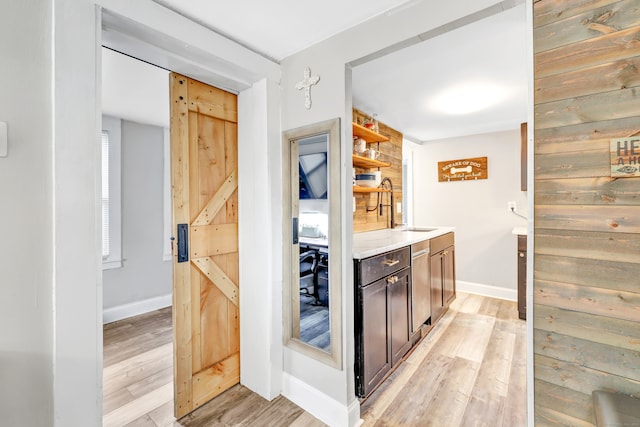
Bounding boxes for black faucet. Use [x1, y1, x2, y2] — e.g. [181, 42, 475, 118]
[379, 177, 395, 229]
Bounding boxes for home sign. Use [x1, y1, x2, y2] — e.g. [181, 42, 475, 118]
[438, 157, 488, 182]
[610, 137, 640, 178]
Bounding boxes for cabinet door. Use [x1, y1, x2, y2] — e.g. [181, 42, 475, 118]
[360, 279, 390, 396]
[430, 253, 444, 322]
[443, 246, 456, 306]
[389, 268, 411, 366]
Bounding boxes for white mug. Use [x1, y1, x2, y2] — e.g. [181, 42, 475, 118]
[353, 137, 367, 154]
[367, 149, 380, 160]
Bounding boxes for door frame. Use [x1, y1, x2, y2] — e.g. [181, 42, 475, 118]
[89, 0, 283, 418]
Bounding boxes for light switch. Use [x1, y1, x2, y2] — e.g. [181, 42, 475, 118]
[0, 122, 7, 157]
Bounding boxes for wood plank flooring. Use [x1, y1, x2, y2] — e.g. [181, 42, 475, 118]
[360, 292, 527, 427]
[103, 292, 526, 426]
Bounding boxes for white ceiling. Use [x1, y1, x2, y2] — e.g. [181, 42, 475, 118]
[353, 4, 528, 142]
[153, 0, 414, 61]
[102, 2, 528, 142]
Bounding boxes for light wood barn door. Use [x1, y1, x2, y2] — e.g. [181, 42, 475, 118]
[170, 73, 239, 419]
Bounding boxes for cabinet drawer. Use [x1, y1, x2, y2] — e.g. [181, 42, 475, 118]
[359, 247, 410, 285]
[430, 232, 454, 254]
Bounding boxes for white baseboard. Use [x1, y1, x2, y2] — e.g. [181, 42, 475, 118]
[282, 372, 358, 427]
[103, 293, 172, 324]
[457, 280, 517, 301]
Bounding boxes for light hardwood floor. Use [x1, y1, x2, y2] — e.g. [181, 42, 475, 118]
[103, 292, 526, 426]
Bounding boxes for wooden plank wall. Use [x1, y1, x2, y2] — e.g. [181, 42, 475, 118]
[533, 1, 640, 425]
[353, 108, 404, 233]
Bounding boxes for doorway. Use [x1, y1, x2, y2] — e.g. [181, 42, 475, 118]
[100, 49, 241, 423]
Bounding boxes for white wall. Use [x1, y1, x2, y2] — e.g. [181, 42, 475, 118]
[411, 129, 527, 296]
[238, 78, 283, 400]
[102, 118, 172, 320]
[0, 2, 54, 425]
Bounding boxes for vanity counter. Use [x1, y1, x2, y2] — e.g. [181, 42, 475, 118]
[353, 226, 455, 259]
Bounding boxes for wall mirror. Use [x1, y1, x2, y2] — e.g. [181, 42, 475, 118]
[283, 118, 342, 368]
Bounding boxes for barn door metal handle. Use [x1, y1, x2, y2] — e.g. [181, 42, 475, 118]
[292, 217, 299, 245]
[177, 224, 189, 263]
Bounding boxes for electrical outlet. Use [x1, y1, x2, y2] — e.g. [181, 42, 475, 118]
[507, 201, 516, 212]
[353, 196, 356, 213]
[396, 202, 402, 213]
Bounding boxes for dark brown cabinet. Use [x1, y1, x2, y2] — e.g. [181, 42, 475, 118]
[389, 268, 412, 366]
[430, 233, 456, 323]
[355, 247, 411, 397]
[518, 235, 527, 320]
[359, 278, 390, 395]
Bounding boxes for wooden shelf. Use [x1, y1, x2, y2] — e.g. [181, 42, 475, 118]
[353, 123, 390, 143]
[353, 186, 391, 193]
[352, 154, 391, 169]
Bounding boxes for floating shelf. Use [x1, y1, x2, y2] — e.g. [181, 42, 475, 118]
[353, 186, 391, 193]
[352, 154, 391, 169]
[352, 123, 390, 143]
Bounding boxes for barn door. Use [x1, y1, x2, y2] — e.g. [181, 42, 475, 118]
[170, 73, 239, 418]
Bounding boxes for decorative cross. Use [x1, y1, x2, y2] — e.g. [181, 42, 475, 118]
[295, 67, 320, 110]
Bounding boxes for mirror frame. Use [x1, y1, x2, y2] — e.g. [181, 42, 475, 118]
[282, 118, 342, 369]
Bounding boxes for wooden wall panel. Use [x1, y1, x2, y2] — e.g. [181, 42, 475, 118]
[535, 27, 640, 78]
[352, 108, 403, 233]
[535, 58, 640, 104]
[535, 354, 640, 399]
[535, 177, 640, 205]
[535, 204, 640, 232]
[534, 0, 640, 421]
[534, 0, 640, 53]
[533, 0, 622, 29]
[535, 379, 595, 426]
[535, 254, 640, 289]
[534, 304, 640, 352]
[535, 228, 640, 263]
[535, 116, 640, 153]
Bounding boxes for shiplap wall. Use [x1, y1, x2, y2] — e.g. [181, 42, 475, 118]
[353, 108, 404, 232]
[533, 0, 640, 425]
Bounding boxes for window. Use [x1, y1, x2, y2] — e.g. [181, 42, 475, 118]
[102, 116, 122, 270]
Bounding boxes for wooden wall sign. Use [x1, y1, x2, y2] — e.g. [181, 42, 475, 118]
[610, 137, 640, 178]
[438, 156, 488, 182]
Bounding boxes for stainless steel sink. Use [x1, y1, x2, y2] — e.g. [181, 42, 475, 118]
[394, 226, 437, 232]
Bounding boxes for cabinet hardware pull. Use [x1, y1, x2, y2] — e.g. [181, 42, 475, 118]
[177, 224, 189, 263]
[387, 275, 398, 284]
[382, 259, 400, 267]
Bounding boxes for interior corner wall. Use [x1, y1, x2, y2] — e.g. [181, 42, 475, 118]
[412, 129, 527, 295]
[102, 119, 172, 317]
[0, 1, 54, 425]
